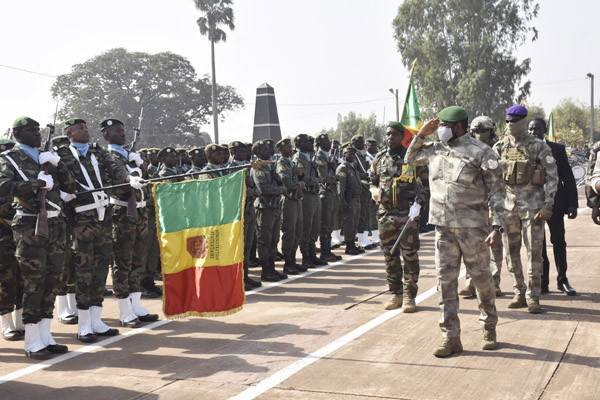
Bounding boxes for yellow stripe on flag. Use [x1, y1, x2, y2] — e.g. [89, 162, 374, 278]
[159, 220, 243, 274]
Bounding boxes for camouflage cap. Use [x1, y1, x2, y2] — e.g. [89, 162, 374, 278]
[188, 147, 204, 156]
[12, 116, 39, 130]
[100, 118, 123, 132]
[64, 118, 86, 129]
[228, 141, 246, 149]
[205, 143, 226, 153]
[387, 121, 405, 133]
[276, 138, 291, 149]
[158, 146, 176, 158]
[470, 116, 495, 131]
[438, 106, 467, 122]
[350, 134, 363, 143]
[0, 138, 16, 152]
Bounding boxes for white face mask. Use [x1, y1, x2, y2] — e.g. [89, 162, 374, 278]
[438, 126, 454, 143]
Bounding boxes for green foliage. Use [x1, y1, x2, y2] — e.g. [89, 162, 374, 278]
[393, 0, 539, 123]
[194, 0, 235, 43]
[526, 103, 546, 121]
[319, 112, 385, 144]
[51, 48, 243, 148]
[556, 123, 585, 148]
[550, 98, 600, 145]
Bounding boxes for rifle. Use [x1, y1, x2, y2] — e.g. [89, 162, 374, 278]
[74, 161, 272, 197]
[126, 107, 143, 218]
[34, 123, 56, 237]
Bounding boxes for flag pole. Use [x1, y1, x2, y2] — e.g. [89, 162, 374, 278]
[400, 59, 418, 121]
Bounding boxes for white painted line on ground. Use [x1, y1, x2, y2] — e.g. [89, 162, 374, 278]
[1, 232, 436, 385]
[230, 268, 466, 400]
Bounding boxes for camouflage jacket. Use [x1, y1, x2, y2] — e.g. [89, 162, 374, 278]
[493, 133, 558, 219]
[106, 147, 149, 212]
[0, 198, 15, 228]
[315, 149, 337, 196]
[405, 134, 505, 228]
[0, 143, 76, 219]
[251, 159, 286, 208]
[585, 140, 600, 207]
[293, 152, 319, 195]
[370, 147, 429, 212]
[277, 156, 303, 200]
[336, 161, 361, 206]
[57, 143, 128, 218]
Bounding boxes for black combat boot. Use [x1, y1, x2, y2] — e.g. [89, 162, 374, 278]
[301, 249, 316, 269]
[320, 237, 342, 261]
[310, 244, 328, 266]
[271, 256, 288, 280]
[260, 258, 281, 282]
[345, 241, 361, 255]
[283, 253, 300, 275]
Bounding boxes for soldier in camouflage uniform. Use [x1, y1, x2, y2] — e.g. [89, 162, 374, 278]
[405, 106, 505, 357]
[200, 144, 226, 179]
[315, 133, 342, 262]
[492, 105, 558, 314]
[102, 118, 158, 328]
[351, 135, 375, 249]
[0, 117, 76, 359]
[57, 118, 125, 342]
[228, 141, 262, 290]
[294, 134, 327, 268]
[459, 116, 504, 297]
[370, 122, 429, 312]
[337, 144, 363, 255]
[0, 139, 24, 341]
[251, 140, 287, 282]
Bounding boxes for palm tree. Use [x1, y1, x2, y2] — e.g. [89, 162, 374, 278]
[194, 0, 235, 144]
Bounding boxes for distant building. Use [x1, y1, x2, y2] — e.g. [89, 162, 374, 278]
[252, 83, 282, 143]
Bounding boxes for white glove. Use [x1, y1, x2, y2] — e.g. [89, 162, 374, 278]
[128, 152, 144, 167]
[39, 152, 60, 167]
[129, 175, 145, 190]
[408, 202, 421, 221]
[37, 171, 54, 190]
[60, 191, 77, 203]
[126, 165, 142, 176]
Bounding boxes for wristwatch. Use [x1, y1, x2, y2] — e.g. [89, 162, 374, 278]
[492, 225, 504, 234]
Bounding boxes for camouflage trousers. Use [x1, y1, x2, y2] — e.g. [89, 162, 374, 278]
[243, 203, 256, 270]
[464, 242, 503, 290]
[300, 192, 321, 252]
[55, 224, 76, 296]
[435, 226, 497, 339]
[72, 214, 113, 309]
[12, 216, 67, 324]
[342, 198, 360, 242]
[256, 206, 281, 261]
[110, 206, 148, 299]
[503, 215, 544, 302]
[378, 210, 420, 297]
[0, 224, 22, 315]
[142, 206, 161, 279]
[280, 197, 302, 255]
[319, 191, 335, 243]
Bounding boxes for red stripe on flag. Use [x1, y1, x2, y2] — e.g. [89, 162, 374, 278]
[163, 263, 244, 316]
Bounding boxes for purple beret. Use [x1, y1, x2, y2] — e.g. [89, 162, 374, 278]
[506, 105, 528, 116]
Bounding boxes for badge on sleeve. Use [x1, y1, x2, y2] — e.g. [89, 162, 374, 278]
[487, 159, 499, 169]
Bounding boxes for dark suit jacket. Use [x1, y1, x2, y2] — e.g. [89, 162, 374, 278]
[547, 140, 578, 214]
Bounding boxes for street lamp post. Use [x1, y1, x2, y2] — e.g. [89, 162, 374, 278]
[389, 88, 399, 121]
[588, 73, 595, 145]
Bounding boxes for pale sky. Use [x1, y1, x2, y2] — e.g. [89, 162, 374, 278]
[1, 0, 598, 144]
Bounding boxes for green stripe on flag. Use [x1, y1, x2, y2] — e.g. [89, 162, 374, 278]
[155, 169, 245, 233]
[401, 81, 421, 129]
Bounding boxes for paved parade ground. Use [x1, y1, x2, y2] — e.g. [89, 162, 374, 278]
[0, 192, 598, 400]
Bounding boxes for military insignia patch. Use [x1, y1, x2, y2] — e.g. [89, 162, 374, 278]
[545, 155, 555, 164]
[277, 166, 284, 172]
[257, 171, 265, 176]
[339, 171, 346, 177]
[487, 159, 499, 169]
[317, 160, 324, 165]
[297, 162, 304, 168]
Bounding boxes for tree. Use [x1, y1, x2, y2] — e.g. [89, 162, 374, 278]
[526, 103, 546, 121]
[319, 112, 385, 144]
[393, 0, 539, 124]
[51, 48, 243, 148]
[194, 0, 235, 144]
[556, 123, 585, 148]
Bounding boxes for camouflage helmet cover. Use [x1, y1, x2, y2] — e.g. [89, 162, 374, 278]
[470, 116, 495, 132]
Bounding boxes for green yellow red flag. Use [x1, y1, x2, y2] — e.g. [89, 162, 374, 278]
[400, 59, 422, 147]
[547, 112, 557, 143]
[153, 170, 246, 318]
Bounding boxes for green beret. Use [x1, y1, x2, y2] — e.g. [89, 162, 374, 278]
[0, 139, 16, 152]
[386, 121, 405, 133]
[205, 143, 226, 153]
[64, 118, 86, 129]
[12, 117, 39, 130]
[276, 138, 291, 149]
[350, 134, 363, 143]
[100, 118, 123, 132]
[366, 137, 378, 143]
[188, 147, 204, 156]
[229, 141, 246, 149]
[438, 106, 467, 122]
[158, 146, 176, 158]
[50, 135, 70, 147]
[294, 134, 309, 144]
[251, 140, 269, 154]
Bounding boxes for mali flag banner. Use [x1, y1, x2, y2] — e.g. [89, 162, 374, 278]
[547, 112, 557, 143]
[400, 59, 422, 147]
[154, 170, 246, 319]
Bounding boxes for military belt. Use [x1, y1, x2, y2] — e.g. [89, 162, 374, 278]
[16, 209, 60, 218]
[74, 199, 109, 213]
[110, 198, 147, 208]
